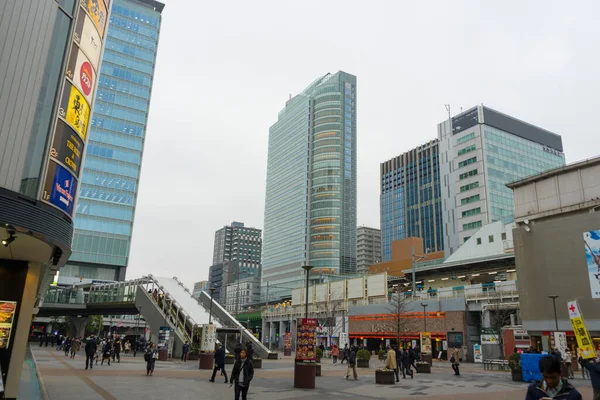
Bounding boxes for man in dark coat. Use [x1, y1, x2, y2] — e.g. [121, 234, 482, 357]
[234, 342, 243, 361]
[525, 356, 582, 400]
[209, 343, 228, 383]
[246, 341, 254, 361]
[401, 349, 414, 379]
[341, 344, 349, 364]
[84, 335, 97, 370]
[585, 359, 600, 400]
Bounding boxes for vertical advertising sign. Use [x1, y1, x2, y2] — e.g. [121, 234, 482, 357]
[473, 344, 482, 363]
[567, 301, 596, 359]
[0, 302, 17, 350]
[39, 0, 109, 218]
[296, 318, 317, 362]
[583, 230, 600, 298]
[553, 332, 567, 357]
[420, 332, 432, 355]
[200, 324, 216, 353]
[339, 332, 349, 348]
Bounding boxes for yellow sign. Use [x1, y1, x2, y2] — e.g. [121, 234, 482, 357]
[567, 300, 596, 360]
[65, 85, 90, 141]
[87, 0, 108, 37]
[420, 332, 432, 355]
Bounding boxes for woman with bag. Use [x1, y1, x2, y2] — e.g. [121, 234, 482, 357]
[145, 343, 158, 376]
[230, 349, 254, 400]
[450, 351, 460, 376]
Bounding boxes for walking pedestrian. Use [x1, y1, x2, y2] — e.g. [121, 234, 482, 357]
[84, 335, 97, 370]
[181, 341, 189, 362]
[450, 351, 460, 376]
[585, 359, 600, 400]
[525, 355, 582, 399]
[144, 343, 158, 376]
[401, 348, 414, 379]
[246, 341, 254, 361]
[409, 346, 418, 373]
[385, 346, 398, 382]
[113, 337, 121, 363]
[341, 344, 349, 364]
[210, 343, 228, 383]
[231, 349, 254, 400]
[345, 346, 358, 380]
[564, 349, 574, 379]
[579, 356, 590, 380]
[331, 344, 339, 365]
[101, 340, 112, 366]
[234, 342, 243, 361]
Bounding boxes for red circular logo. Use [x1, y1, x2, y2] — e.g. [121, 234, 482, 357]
[79, 61, 93, 96]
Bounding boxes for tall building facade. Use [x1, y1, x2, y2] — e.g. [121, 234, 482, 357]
[0, 0, 109, 396]
[438, 105, 565, 256]
[61, 0, 164, 282]
[380, 140, 443, 262]
[192, 280, 208, 298]
[356, 226, 381, 275]
[262, 71, 357, 298]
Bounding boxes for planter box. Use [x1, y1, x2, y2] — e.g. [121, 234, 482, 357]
[252, 358, 262, 369]
[511, 370, 523, 382]
[378, 354, 387, 361]
[416, 363, 431, 373]
[316, 363, 321, 376]
[187, 353, 199, 361]
[375, 370, 395, 384]
[357, 359, 370, 368]
[225, 357, 235, 365]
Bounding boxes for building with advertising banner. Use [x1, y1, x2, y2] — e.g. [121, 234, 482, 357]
[61, 0, 165, 283]
[508, 156, 600, 354]
[0, 0, 110, 397]
[262, 71, 357, 299]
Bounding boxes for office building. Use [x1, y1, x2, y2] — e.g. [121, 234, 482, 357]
[62, 0, 165, 282]
[356, 226, 381, 274]
[438, 105, 565, 256]
[208, 222, 262, 304]
[0, 0, 109, 396]
[262, 71, 357, 298]
[192, 280, 208, 298]
[224, 276, 261, 314]
[380, 140, 443, 261]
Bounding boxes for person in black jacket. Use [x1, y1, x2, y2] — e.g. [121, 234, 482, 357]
[341, 344, 349, 364]
[246, 341, 254, 361]
[345, 346, 358, 380]
[231, 349, 254, 400]
[525, 356, 582, 400]
[585, 359, 600, 400]
[401, 349, 414, 379]
[210, 343, 228, 383]
[234, 342, 243, 361]
[84, 335, 97, 370]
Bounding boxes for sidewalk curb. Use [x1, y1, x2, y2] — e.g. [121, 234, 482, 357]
[29, 346, 50, 400]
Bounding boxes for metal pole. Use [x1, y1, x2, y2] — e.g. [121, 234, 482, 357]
[302, 266, 314, 319]
[421, 303, 428, 332]
[209, 288, 215, 324]
[549, 295, 559, 331]
[411, 246, 416, 295]
[134, 305, 142, 357]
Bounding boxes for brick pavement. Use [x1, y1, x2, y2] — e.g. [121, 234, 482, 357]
[31, 348, 595, 400]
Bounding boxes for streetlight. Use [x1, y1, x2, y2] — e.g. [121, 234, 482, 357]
[421, 303, 429, 332]
[208, 287, 216, 324]
[134, 305, 143, 356]
[548, 295, 559, 331]
[302, 265, 314, 318]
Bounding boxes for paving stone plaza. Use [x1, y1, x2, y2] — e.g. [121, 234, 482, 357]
[29, 347, 595, 400]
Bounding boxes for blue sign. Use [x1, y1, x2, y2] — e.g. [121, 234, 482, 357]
[42, 160, 78, 216]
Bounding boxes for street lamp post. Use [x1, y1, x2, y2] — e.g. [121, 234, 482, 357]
[421, 303, 429, 332]
[209, 287, 216, 324]
[548, 295, 559, 331]
[302, 265, 314, 319]
[134, 305, 142, 357]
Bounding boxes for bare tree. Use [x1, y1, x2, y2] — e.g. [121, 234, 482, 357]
[387, 291, 409, 345]
[487, 303, 516, 359]
[316, 300, 344, 345]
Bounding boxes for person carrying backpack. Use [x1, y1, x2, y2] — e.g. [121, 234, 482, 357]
[144, 342, 158, 376]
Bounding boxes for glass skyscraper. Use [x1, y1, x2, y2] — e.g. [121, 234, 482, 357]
[380, 140, 443, 261]
[262, 71, 357, 298]
[61, 0, 164, 282]
[438, 105, 565, 255]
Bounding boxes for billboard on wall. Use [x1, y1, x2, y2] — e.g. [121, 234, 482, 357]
[50, 119, 84, 177]
[583, 230, 600, 298]
[315, 283, 328, 303]
[367, 274, 387, 297]
[73, 10, 102, 69]
[66, 46, 96, 104]
[86, 0, 108, 37]
[330, 281, 345, 301]
[347, 277, 364, 299]
[41, 161, 78, 216]
[58, 82, 90, 141]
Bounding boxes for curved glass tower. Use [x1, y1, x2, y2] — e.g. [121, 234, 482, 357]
[262, 71, 357, 298]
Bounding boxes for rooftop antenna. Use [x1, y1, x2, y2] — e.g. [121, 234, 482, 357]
[289, 93, 292, 100]
[444, 104, 451, 120]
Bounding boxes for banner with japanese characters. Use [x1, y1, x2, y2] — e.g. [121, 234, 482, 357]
[567, 300, 596, 360]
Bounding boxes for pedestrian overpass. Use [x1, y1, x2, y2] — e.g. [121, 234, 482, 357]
[38, 275, 277, 359]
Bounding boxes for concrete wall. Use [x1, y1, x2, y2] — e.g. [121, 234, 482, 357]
[513, 210, 600, 334]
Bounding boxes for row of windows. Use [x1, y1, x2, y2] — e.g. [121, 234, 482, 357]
[457, 144, 476, 157]
[460, 181, 479, 192]
[80, 172, 136, 193]
[82, 155, 139, 179]
[95, 100, 147, 125]
[462, 207, 481, 218]
[102, 50, 154, 76]
[103, 39, 155, 63]
[461, 194, 480, 205]
[87, 142, 141, 165]
[458, 157, 477, 168]
[459, 169, 478, 180]
[98, 75, 151, 100]
[463, 220, 483, 231]
[456, 132, 476, 145]
[88, 129, 143, 152]
[96, 88, 149, 113]
[111, 3, 160, 28]
[109, 15, 158, 40]
[91, 116, 144, 137]
[109, 26, 158, 51]
[79, 184, 135, 205]
[106, 65, 152, 87]
[74, 214, 132, 236]
[72, 232, 129, 258]
[77, 199, 134, 221]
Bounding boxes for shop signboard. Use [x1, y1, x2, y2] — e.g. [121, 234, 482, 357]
[420, 332, 432, 355]
[50, 119, 84, 177]
[0, 301, 17, 350]
[296, 318, 317, 362]
[73, 9, 102, 69]
[567, 300, 596, 359]
[41, 161, 78, 216]
[553, 332, 567, 357]
[339, 332, 348, 348]
[200, 324, 216, 352]
[473, 344, 482, 363]
[65, 46, 96, 104]
[58, 81, 91, 141]
[158, 326, 171, 348]
[284, 332, 292, 350]
[86, 0, 108, 37]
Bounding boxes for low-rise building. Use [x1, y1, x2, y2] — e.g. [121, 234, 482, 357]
[357, 226, 382, 275]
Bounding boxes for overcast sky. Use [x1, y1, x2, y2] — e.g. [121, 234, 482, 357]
[126, 0, 600, 286]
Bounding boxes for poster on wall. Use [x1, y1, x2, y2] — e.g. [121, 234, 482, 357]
[295, 318, 317, 362]
[583, 230, 600, 298]
[420, 332, 432, 355]
[73, 9, 102, 69]
[0, 301, 17, 350]
[41, 161, 78, 217]
[65, 46, 96, 104]
[473, 344, 482, 363]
